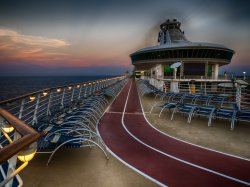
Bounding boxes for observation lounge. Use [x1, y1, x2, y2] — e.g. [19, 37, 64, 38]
[130, 19, 234, 80]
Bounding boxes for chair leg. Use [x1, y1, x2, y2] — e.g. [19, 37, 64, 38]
[171, 108, 178, 120]
[159, 106, 167, 117]
[187, 108, 196, 124]
[230, 111, 237, 130]
[208, 109, 215, 127]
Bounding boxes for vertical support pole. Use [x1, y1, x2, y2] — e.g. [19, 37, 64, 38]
[236, 84, 241, 110]
[6, 131, 21, 187]
[18, 98, 25, 120]
[32, 94, 40, 126]
[89, 83, 92, 95]
[100, 81, 102, 89]
[92, 82, 95, 93]
[71, 86, 75, 102]
[204, 82, 207, 96]
[84, 84, 88, 97]
[46, 91, 53, 116]
[205, 61, 208, 79]
[61, 88, 66, 108]
[170, 80, 179, 93]
[188, 82, 191, 94]
[93, 82, 97, 93]
[78, 85, 83, 99]
[102, 80, 105, 88]
[96, 81, 99, 91]
[98, 81, 101, 90]
[173, 68, 177, 80]
[180, 61, 184, 78]
[212, 64, 219, 80]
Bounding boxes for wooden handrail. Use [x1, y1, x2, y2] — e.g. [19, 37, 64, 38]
[0, 108, 41, 164]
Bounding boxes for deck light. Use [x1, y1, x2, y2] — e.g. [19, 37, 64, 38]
[89, 83, 92, 85]
[42, 92, 48, 96]
[18, 142, 37, 162]
[57, 88, 61, 92]
[29, 96, 36, 101]
[68, 86, 72, 90]
[243, 72, 246, 80]
[1, 122, 14, 133]
[83, 83, 86, 86]
[77, 85, 80, 88]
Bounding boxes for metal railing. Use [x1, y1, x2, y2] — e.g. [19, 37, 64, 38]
[0, 76, 125, 126]
[0, 75, 126, 186]
[148, 77, 250, 109]
[0, 108, 41, 187]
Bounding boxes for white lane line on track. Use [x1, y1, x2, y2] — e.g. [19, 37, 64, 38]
[136, 83, 250, 162]
[106, 111, 144, 115]
[140, 102, 250, 162]
[97, 80, 167, 187]
[122, 81, 250, 186]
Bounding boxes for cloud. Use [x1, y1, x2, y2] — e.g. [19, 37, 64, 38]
[0, 28, 70, 47]
[0, 28, 70, 62]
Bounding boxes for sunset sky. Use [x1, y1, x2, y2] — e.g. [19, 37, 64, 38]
[0, 0, 249, 76]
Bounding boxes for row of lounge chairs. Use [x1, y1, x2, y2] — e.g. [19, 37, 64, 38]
[33, 78, 128, 165]
[138, 80, 250, 130]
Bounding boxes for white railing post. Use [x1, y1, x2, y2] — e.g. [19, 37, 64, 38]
[236, 84, 241, 110]
[105, 80, 108, 87]
[18, 98, 25, 120]
[88, 83, 92, 95]
[71, 86, 75, 102]
[98, 81, 101, 90]
[32, 94, 40, 126]
[92, 82, 96, 93]
[101, 81, 104, 89]
[84, 84, 88, 97]
[5, 131, 21, 187]
[204, 82, 207, 95]
[46, 92, 53, 116]
[61, 88, 66, 108]
[78, 85, 82, 99]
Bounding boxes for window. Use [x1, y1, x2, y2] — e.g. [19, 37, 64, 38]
[184, 63, 205, 75]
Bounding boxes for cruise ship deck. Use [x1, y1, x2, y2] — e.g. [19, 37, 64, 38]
[1, 77, 248, 186]
[99, 79, 250, 187]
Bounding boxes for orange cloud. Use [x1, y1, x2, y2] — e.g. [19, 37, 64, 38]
[0, 28, 70, 47]
[0, 28, 70, 62]
[0, 27, 132, 69]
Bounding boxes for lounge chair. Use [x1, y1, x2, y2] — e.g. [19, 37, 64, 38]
[214, 108, 237, 130]
[37, 130, 109, 165]
[192, 105, 216, 127]
[171, 103, 197, 123]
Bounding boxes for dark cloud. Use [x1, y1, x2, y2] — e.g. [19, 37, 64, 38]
[1, 0, 249, 24]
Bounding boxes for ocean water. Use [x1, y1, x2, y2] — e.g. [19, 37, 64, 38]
[0, 76, 110, 101]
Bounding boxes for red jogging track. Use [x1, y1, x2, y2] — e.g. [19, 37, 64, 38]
[98, 79, 250, 187]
